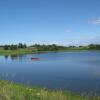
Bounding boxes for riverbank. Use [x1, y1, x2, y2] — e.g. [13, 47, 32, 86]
[0, 47, 100, 56]
[0, 47, 37, 55]
[0, 80, 99, 100]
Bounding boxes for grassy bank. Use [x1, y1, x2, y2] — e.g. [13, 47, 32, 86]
[0, 80, 99, 100]
[0, 47, 37, 55]
[0, 47, 99, 56]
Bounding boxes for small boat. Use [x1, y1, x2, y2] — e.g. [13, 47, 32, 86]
[31, 58, 40, 60]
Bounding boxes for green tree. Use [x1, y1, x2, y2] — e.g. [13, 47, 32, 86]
[10, 44, 18, 50]
[4, 45, 9, 50]
[18, 43, 23, 48]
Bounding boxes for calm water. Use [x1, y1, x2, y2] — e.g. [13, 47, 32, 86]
[0, 51, 100, 94]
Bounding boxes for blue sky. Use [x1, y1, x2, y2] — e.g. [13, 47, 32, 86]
[0, 0, 100, 45]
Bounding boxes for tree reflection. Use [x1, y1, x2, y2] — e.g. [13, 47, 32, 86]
[4, 55, 9, 60]
[10, 55, 25, 61]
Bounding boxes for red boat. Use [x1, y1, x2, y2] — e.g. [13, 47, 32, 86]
[31, 58, 40, 60]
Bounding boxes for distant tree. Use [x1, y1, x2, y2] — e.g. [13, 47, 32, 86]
[18, 43, 23, 48]
[79, 46, 83, 48]
[23, 44, 27, 48]
[33, 44, 41, 51]
[18, 43, 27, 48]
[88, 44, 100, 50]
[95, 44, 100, 49]
[0, 45, 3, 48]
[68, 46, 76, 48]
[51, 44, 58, 51]
[4, 45, 9, 50]
[10, 44, 18, 50]
[88, 44, 96, 49]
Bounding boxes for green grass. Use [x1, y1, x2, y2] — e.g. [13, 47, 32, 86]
[0, 47, 38, 55]
[0, 80, 100, 100]
[0, 47, 99, 55]
[0, 46, 99, 56]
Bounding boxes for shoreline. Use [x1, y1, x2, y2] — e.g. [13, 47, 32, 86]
[0, 49, 100, 56]
[0, 80, 99, 100]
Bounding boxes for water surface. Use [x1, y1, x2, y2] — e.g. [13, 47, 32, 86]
[0, 51, 100, 94]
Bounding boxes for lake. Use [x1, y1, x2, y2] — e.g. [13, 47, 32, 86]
[0, 51, 100, 94]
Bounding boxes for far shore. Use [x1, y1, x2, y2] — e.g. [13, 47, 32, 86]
[0, 48, 100, 56]
[0, 43, 100, 55]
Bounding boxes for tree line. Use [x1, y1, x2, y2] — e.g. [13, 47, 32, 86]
[88, 44, 100, 50]
[31, 44, 66, 51]
[3, 43, 27, 50]
[1, 43, 100, 51]
[3, 43, 63, 51]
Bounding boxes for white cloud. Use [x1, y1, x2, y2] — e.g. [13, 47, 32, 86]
[89, 17, 100, 24]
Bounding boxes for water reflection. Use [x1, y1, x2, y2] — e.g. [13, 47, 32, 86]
[1, 51, 100, 94]
[4, 55, 9, 60]
[4, 55, 27, 61]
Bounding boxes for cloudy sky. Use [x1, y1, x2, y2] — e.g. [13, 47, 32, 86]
[0, 0, 100, 45]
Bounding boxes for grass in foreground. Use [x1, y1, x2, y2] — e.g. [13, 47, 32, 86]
[0, 80, 100, 100]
